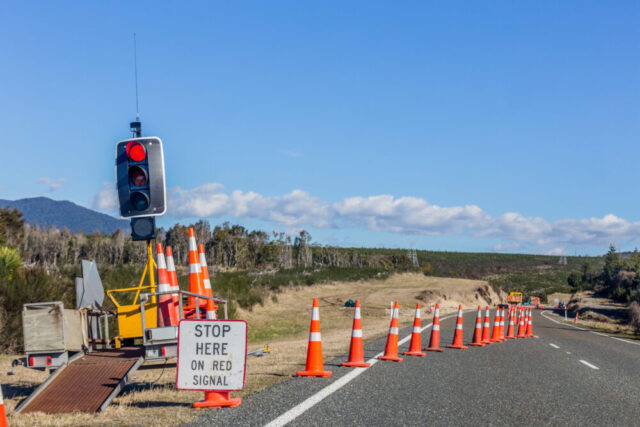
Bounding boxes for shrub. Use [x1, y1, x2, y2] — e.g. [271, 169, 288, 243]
[629, 301, 640, 333]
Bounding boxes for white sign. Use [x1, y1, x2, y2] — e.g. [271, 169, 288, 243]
[177, 320, 247, 391]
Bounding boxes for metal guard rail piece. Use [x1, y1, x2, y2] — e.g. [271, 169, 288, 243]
[138, 290, 228, 345]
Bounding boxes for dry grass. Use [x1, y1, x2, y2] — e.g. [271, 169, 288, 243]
[2, 273, 504, 426]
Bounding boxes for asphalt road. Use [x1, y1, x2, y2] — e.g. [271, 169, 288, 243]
[187, 309, 640, 426]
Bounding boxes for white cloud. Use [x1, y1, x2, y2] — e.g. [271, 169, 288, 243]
[93, 181, 640, 250]
[92, 182, 119, 212]
[38, 177, 66, 192]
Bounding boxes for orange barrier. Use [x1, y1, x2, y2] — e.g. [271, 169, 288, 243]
[499, 307, 506, 341]
[156, 243, 178, 326]
[379, 302, 403, 362]
[446, 305, 468, 350]
[0, 385, 7, 427]
[198, 244, 214, 299]
[468, 306, 485, 347]
[187, 227, 205, 311]
[342, 300, 370, 368]
[297, 298, 332, 377]
[574, 312, 578, 324]
[424, 303, 444, 352]
[403, 303, 426, 357]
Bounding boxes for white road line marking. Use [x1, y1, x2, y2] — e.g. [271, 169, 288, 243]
[540, 310, 585, 330]
[566, 352, 571, 354]
[579, 360, 600, 370]
[610, 336, 640, 346]
[264, 313, 459, 426]
[549, 343, 560, 349]
[534, 335, 539, 338]
[593, 332, 608, 337]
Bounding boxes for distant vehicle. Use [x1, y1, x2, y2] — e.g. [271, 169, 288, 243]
[558, 301, 566, 310]
[507, 292, 523, 305]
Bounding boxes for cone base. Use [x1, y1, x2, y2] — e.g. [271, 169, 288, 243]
[378, 355, 403, 362]
[445, 345, 469, 350]
[402, 350, 426, 357]
[424, 347, 444, 352]
[525, 334, 534, 338]
[482, 340, 494, 345]
[296, 369, 332, 377]
[193, 392, 241, 409]
[341, 361, 371, 368]
[505, 336, 516, 339]
[468, 342, 485, 347]
[490, 338, 503, 343]
[516, 335, 527, 339]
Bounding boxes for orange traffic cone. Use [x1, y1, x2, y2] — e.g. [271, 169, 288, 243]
[379, 302, 403, 362]
[156, 244, 178, 326]
[505, 310, 516, 339]
[574, 312, 579, 324]
[490, 306, 502, 343]
[499, 307, 506, 340]
[446, 305, 468, 350]
[342, 300, 370, 368]
[403, 303, 426, 357]
[525, 308, 534, 337]
[424, 303, 444, 352]
[297, 299, 332, 377]
[165, 246, 181, 320]
[198, 244, 214, 299]
[193, 391, 242, 409]
[0, 385, 6, 427]
[468, 306, 485, 347]
[187, 228, 206, 309]
[481, 306, 493, 345]
[517, 309, 526, 338]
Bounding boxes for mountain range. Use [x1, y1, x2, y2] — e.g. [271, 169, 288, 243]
[0, 197, 129, 235]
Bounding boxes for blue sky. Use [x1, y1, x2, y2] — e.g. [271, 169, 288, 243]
[1, 1, 639, 254]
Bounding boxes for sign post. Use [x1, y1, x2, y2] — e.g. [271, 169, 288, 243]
[177, 319, 247, 409]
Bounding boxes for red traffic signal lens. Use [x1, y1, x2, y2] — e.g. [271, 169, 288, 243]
[128, 166, 148, 187]
[126, 141, 146, 162]
[130, 192, 150, 211]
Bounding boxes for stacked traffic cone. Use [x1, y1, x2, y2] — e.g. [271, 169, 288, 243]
[165, 246, 181, 320]
[187, 227, 206, 309]
[379, 302, 403, 361]
[517, 309, 526, 338]
[156, 244, 178, 326]
[490, 307, 502, 343]
[481, 306, 493, 345]
[424, 303, 444, 352]
[468, 306, 485, 347]
[198, 244, 214, 299]
[403, 303, 426, 357]
[297, 299, 332, 377]
[505, 309, 516, 339]
[342, 300, 370, 368]
[446, 305, 468, 350]
[193, 391, 242, 409]
[525, 308, 534, 337]
[499, 307, 506, 340]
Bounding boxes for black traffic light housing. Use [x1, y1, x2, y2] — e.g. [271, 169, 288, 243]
[115, 136, 166, 218]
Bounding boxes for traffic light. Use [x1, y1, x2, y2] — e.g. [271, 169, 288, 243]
[115, 137, 166, 218]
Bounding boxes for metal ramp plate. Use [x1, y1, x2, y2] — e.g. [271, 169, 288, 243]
[17, 347, 143, 414]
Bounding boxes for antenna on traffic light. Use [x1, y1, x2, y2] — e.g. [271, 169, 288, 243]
[130, 33, 142, 138]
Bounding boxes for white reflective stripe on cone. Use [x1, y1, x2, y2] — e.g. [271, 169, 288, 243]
[157, 256, 167, 269]
[158, 283, 171, 292]
[415, 310, 421, 318]
[412, 326, 421, 333]
[434, 309, 440, 316]
[189, 263, 201, 274]
[389, 327, 399, 335]
[309, 332, 322, 342]
[199, 253, 208, 267]
[354, 307, 361, 319]
[311, 307, 320, 321]
[457, 310, 463, 317]
[456, 324, 463, 330]
[206, 311, 216, 319]
[352, 329, 363, 338]
[203, 279, 212, 289]
[433, 324, 440, 331]
[475, 323, 481, 329]
[392, 308, 399, 318]
[189, 237, 197, 251]
[484, 322, 490, 327]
